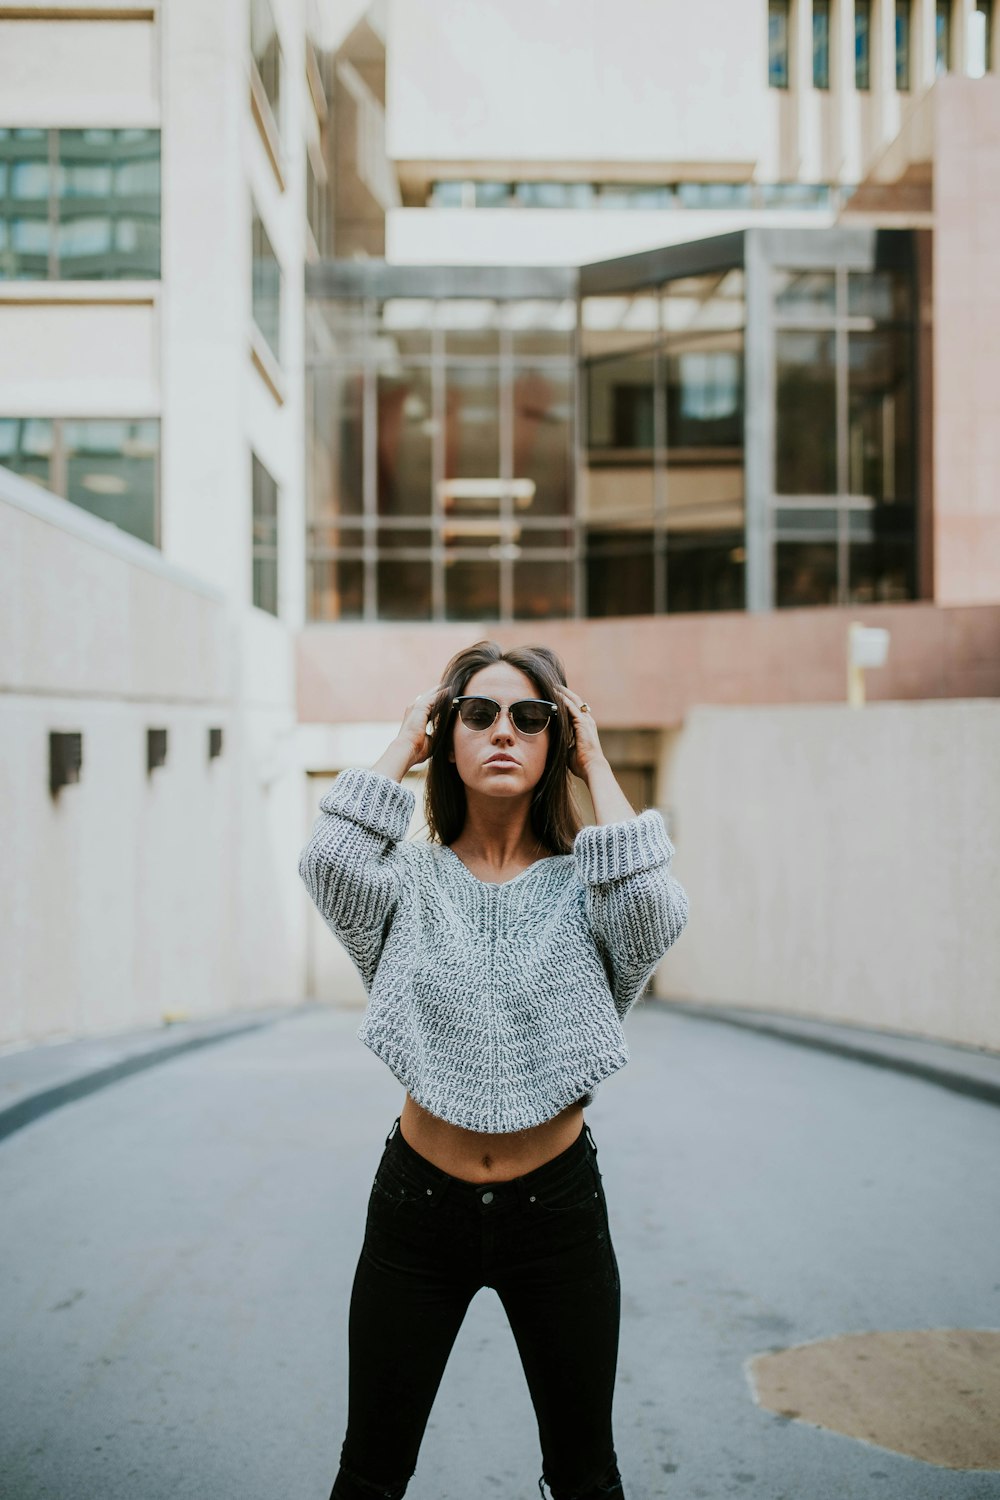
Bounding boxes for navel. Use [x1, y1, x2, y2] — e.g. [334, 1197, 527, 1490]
[481, 1153, 493, 1170]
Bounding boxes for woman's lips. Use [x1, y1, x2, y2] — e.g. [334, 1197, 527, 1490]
[485, 756, 519, 767]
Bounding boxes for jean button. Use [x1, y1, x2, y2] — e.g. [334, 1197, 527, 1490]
[481, 1190, 494, 1204]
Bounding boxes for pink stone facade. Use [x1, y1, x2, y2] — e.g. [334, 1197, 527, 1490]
[297, 602, 1000, 729]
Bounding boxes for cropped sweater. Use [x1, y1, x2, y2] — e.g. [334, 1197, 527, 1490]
[298, 766, 690, 1133]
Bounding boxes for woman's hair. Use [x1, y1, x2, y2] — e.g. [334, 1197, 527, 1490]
[423, 640, 584, 853]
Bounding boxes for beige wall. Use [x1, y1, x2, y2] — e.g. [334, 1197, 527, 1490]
[656, 699, 1000, 1051]
[0, 470, 306, 1049]
[932, 76, 1000, 606]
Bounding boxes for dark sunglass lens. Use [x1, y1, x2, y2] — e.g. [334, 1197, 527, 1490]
[512, 702, 552, 734]
[459, 699, 497, 730]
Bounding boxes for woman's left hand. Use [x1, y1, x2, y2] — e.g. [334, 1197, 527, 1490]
[556, 685, 606, 782]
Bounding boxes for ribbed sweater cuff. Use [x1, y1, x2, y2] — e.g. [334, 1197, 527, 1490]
[573, 808, 673, 885]
[318, 767, 415, 842]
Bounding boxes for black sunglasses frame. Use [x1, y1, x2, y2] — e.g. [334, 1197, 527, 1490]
[451, 695, 559, 735]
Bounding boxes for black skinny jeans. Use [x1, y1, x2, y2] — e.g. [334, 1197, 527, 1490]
[328, 1115, 625, 1500]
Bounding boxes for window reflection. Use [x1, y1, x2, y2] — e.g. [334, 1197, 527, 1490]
[443, 364, 500, 515]
[378, 558, 432, 619]
[776, 542, 839, 606]
[63, 418, 159, 545]
[513, 558, 574, 618]
[848, 327, 913, 502]
[252, 453, 279, 616]
[586, 530, 654, 616]
[378, 367, 433, 517]
[0, 416, 53, 487]
[0, 127, 160, 280]
[513, 366, 572, 516]
[252, 206, 281, 363]
[445, 558, 500, 620]
[776, 330, 837, 493]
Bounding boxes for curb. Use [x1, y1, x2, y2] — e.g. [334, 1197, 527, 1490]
[654, 999, 1000, 1109]
[0, 1005, 311, 1146]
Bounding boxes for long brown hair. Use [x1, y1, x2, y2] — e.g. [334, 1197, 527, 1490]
[423, 641, 584, 853]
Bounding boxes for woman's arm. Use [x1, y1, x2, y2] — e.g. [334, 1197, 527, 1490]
[298, 763, 415, 989]
[298, 686, 445, 989]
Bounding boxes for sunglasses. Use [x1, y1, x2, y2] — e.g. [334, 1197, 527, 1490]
[451, 695, 558, 735]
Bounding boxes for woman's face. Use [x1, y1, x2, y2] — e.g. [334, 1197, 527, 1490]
[448, 663, 551, 800]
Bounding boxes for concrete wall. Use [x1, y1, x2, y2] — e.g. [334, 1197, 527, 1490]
[656, 699, 1000, 1051]
[0, 469, 305, 1050]
[387, 0, 766, 167]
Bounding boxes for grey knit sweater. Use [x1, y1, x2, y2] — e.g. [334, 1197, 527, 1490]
[298, 766, 689, 1133]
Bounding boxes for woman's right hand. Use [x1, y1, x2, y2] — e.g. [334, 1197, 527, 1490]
[396, 683, 449, 770]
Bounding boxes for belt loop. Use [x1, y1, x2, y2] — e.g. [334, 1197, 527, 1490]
[585, 1123, 598, 1154]
[385, 1116, 400, 1145]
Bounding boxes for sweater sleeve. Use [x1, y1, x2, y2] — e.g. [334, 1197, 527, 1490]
[297, 767, 416, 990]
[574, 808, 689, 1021]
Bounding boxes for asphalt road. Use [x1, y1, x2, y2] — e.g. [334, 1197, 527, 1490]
[1, 1005, 998, 1500]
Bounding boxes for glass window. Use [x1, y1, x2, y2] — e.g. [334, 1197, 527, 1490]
[776, 330, 837, 493]
[937, 0, 953, 72]
[63, 418, 159, 545]
[513, 558, 574, 618]
[377, 367, 433, 517]
[588, 353, 655, 451]
[596, 183, 674, 210]
[506, 299, 575, 357]
[430, 181, 466, 207]
[666, 532, 746, 613]
[774, 268, 836, 318]
[252, 206, 282, 363]
[443, 364, 501, 515]
[379, 298, 434, 359]
[0, 416, 53, 487]
[775, 540, 839, 606]
[513, 182, 595, 209]
[251, 452, 279, 615]
[675, 182, 753, 209]
[586, 530, 654, 617]
[444, 558, 500, 620]
[896, 0, 912, 88]
[0, 130, 52, 279]
[759, 182, 833, 208]
[306, 147, 328, 253]
[309, 558, 364, 621]
[474, 181, 512, 207]
[377, 558, 432, 619]
[581, 293, 659, 356]
[848, 502, 916, 601]
[663, 271, 745, 334]
[848, 327, 913, 503]
[512, 366, 573, 516]
[847, 268, 912, 321]
[970, 1, 992, 73]
[55, 129, 160, 279]
[769, 0, 791, 87]
[814, 0, 831, 89]
[665, 346, 743, 449]
[855, 0, 872, 88]
[438, 299, 499, 356]
[251, 0, 282, 132]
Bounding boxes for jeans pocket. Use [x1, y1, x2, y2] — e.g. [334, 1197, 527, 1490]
[370, 1152, 430, 1210]
[529, 1159, 601, 1215]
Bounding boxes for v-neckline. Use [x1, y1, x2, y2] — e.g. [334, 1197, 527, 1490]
[440, 844, 558, 889]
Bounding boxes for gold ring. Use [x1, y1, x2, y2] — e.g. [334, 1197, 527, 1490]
[579, 702, 590, 713]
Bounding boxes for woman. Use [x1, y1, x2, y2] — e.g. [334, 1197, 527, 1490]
[298, 641, 689, 1500]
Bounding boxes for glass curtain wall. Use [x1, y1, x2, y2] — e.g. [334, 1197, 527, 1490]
[305, 295, 575, 621]
[773, 264, 916, 605]
[581, 270, 745, 615]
